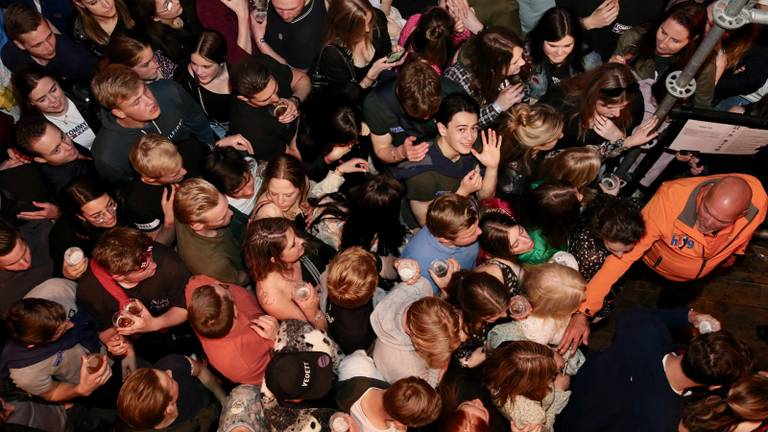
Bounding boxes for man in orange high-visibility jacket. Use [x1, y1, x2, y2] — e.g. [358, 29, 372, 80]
[559, 174, 767, 354]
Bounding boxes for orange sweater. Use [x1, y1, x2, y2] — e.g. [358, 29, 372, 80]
[581, 174, 767, 315]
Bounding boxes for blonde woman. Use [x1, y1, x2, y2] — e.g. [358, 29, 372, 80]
[497, 103, 564, 196]
[487, 263, 587, 374]
[371, 287, 464, 387]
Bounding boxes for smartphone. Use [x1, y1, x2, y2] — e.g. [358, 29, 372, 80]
[386, 50, 405, 63]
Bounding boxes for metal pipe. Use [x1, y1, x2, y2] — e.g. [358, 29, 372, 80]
[616, 0, 751, 181]
[749, 8, 768, 25]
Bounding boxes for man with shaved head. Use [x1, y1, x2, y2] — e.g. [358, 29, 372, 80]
[560, 174, 767, 351]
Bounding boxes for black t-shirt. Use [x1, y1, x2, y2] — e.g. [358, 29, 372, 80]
[154, 355, 210, 427]
[326, 300, 375, 355]
[178, 71, 233, 125]
[122, 180, 166, 233]
[0, 164, 55, 223]
[555, 0, 665, 60]
[229, 55, 297, 161]
[76, 243, 191, 331]
[38, 157, 96, 196]
[265, 0, 327, 69]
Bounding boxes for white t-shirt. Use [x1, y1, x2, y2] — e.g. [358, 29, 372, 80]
[46, 98, 96, 149]
[350, 388, 390, 432]
[227, 157, 261, 216]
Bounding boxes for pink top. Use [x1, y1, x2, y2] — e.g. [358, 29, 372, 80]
[398, 13, 471, 75]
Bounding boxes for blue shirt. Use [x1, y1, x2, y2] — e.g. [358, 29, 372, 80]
[402, 228, 479, 293]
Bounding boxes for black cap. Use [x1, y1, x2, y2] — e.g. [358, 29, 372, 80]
[265, 351, 333, 400]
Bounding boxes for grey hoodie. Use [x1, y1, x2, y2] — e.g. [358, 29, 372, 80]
[369, 278, 441, 387]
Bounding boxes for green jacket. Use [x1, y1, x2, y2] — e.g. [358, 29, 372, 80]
[614, 25, 717, 108]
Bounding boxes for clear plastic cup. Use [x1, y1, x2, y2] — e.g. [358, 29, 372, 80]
[698, 320, 714, 334]
[429, 259, 448, 278]
[86, 353, 104, 374]
[64, 247, 84, 266]
[122, 298, 144, 316]
[270, 102, 288, 118]
[293, 282, 312, 302]
[509, 295, 532, 319]
[112, 312, 134, 329]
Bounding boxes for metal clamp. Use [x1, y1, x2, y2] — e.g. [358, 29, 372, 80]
[713, 0, 752, 29]
[665, 71, 696, 99]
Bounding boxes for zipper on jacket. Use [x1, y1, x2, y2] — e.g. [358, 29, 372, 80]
[695, 244, 706, 279]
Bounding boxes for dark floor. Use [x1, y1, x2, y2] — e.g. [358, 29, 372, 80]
[589, 241, 768, 369]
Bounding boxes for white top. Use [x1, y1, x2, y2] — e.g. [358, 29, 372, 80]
[45, 98, 96, 149]
[227, 157, 261, 216]
[350, 388, 390, 432]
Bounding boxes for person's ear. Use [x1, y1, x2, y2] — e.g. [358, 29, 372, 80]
[112, 274, 125, 282]
[12, 40, 24, 51]
[708, 384, 722, 391]
[111, 108, 127, 119]
[437, 122, 447, 137]
[575, 190, 584, 203]
[32, 156, 48, 164]
[236, 95, 249, 103]
[189, 222, 205, 232]
[141, 175, 159, 185]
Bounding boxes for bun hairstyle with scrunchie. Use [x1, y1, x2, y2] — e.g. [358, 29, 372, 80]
[406, 7, 454, 72]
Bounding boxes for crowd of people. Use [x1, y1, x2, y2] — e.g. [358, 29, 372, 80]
[0, 0, 765, 430]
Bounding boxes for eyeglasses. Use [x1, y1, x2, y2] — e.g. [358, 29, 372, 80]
[599, 82, 640, 98]
[88, 200, 117, 224]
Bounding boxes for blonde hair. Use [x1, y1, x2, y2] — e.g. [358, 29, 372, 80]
[129, 133, 182, 179]
[326, 246, 378, 308]
[406, 297, 463, 369]
[91, 64, 143, 109]
[173, 178, 221, 224]
[523, 263, 586, 319]
[499, 103, 564, 175]
[539, 146, 600, 192]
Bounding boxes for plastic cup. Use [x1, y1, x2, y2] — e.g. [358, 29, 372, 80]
[86, 354, 104, 374]
[397, 266, 416, 281]
[698, 320, 714, 334]
[429, 259, 448, 278]
[293, 283, 312, 302]
[64, 247, 84, 266]
[509, 295, 532, 319]
[270, 103, 288, 118]
[123, 298, 144, 316]
[329, 413, 350, 432]
[112, 312, 134, 329]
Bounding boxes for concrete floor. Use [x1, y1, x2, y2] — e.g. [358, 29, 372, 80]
[588, 241, 768, 369]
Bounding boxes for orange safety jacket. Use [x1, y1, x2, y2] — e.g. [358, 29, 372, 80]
[581, 174, 767, 316]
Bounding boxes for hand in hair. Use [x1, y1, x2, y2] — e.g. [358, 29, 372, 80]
[472, 129, 502, 169]
[456, 166, 482, 197]
[624, 116, 659, 148]
[216, 134, 254, 154]
[582, 0, 619, 31]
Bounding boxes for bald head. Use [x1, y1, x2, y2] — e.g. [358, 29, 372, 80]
[696, 176, 752, 234]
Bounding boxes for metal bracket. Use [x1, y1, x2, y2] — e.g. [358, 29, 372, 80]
[665, 70, 696, 99]
[713, 0, 753, 29]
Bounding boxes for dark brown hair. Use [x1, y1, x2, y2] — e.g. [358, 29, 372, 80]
[445, 271, 510, 334]
[5, 298, 66, 345]
[4, 4, 43, 41]
[479, 210, 521, 262]
[426, 194, 478, 241]
[681, 330, 755, 386]
[92, 227, 153, 275]
[383, 377, 442, 427]
[244, 217, 294, 282]
[483, 340, 557, 405]
[681, 373, 768, 432]
[74, 0, 135, 45]
[466, 27, 525, 103]
[256, 154, 310, 207]
[561, 63, 638, 140]
[324, 0, 377, 50]
[396, 60, 442, 119]
[405, 7, 454, 72]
